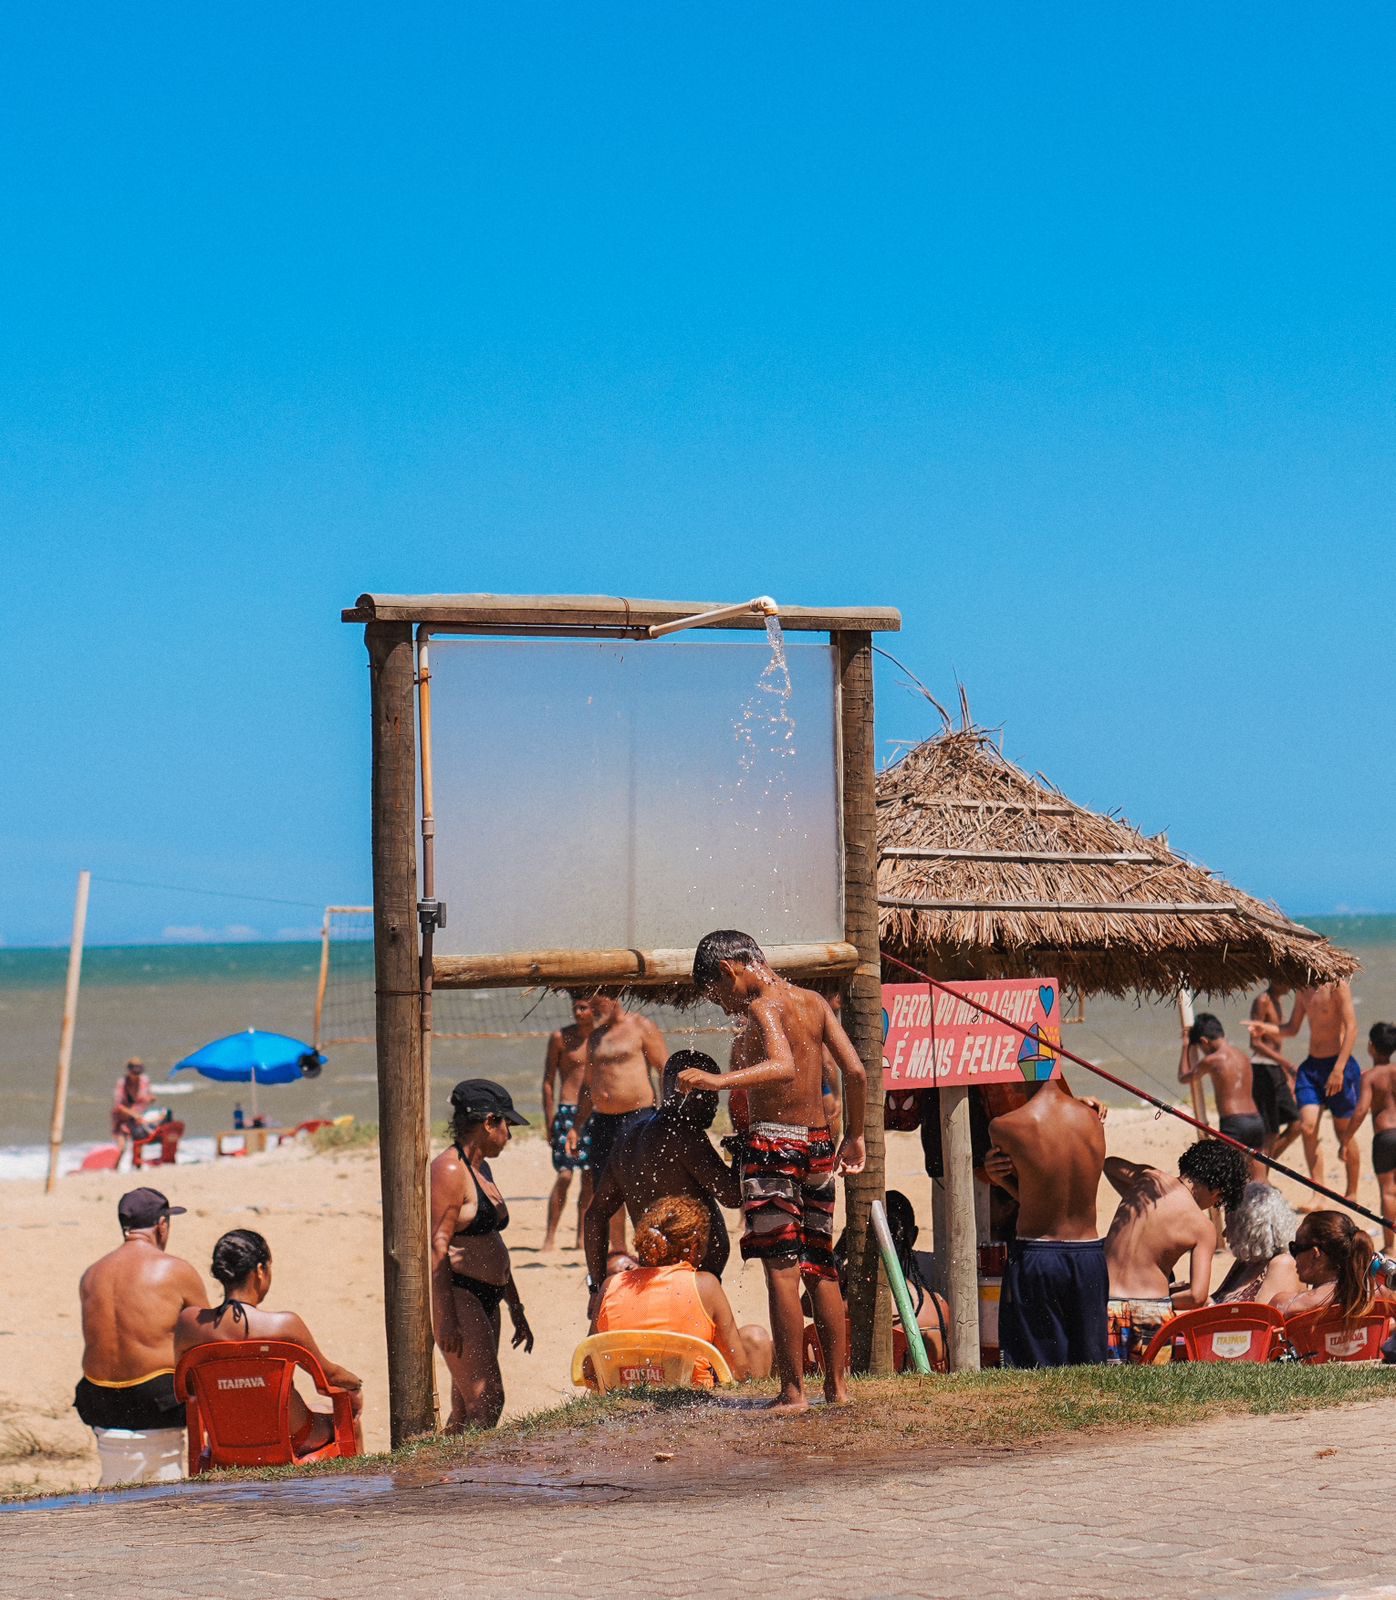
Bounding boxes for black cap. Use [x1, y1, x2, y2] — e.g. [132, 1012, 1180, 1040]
[449, 1079, 528, 1126]
[118, 1187, 186, 1230]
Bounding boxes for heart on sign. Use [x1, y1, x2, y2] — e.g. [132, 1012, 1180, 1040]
[1039, 986, 1055, 1015]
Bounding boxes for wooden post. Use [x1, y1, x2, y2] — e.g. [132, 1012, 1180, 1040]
[46, 869, 91, 1194]
[366, 621, 434, 1445]
[929, 1175, 950, 1299]
[939, 1086, 981, 1371]
[1177, 989, 1209, 1126]
[839, 632, 894, 1375]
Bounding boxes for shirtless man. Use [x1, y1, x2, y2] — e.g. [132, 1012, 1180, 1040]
[567, 994, 666, 1253]
[680, 930, 866, 1412]
[983, 1080, 1108, 1367]
[111, 1057, 156, 1168]
[584, 1050, 740, 1292]
[75, 1188, 208, 1474]
[1250, 980, 1362, 1199]
[1179, 1015, 1267, 1180]
[1357, 1021, 1396, 1252]
[1102, 1140, 1250, 1360]
[1250, 982, 1302, 1160]
[541, 996, 596, 1252]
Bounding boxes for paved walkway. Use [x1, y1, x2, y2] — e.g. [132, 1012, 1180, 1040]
[5, 1402, 1393, 1599]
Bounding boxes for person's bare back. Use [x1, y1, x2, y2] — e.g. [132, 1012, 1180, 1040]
[1104, 1165, 1213, 1300]
[986, 1081, 1104, 1240]
[80, 1238, 207, 1382]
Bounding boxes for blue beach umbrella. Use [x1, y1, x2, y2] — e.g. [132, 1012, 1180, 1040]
[173, 1029, 325, 1119]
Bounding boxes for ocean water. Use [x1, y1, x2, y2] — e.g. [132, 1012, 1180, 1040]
[3, 919, 1395, 1177]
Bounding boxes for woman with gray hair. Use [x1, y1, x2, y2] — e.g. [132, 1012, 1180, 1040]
[1213, 1182, 1303, 1304]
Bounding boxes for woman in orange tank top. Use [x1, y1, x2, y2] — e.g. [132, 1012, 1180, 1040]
[593, 1196, 772, 1383]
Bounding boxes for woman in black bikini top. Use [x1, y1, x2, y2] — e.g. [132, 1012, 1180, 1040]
[429, 1079, 534, 1432]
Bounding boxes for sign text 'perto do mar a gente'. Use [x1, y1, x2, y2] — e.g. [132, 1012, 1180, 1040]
[882, 979, 1062, 1088]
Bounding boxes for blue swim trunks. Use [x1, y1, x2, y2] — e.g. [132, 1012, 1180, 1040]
[550, 1104, 591, 1172]
[1295, 1055, 1362, 1119]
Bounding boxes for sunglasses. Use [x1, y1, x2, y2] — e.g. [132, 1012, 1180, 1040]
[1288, 1238, 1318, 1258]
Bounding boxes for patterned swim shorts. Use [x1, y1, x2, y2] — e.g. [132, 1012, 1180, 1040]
[550, 1104, 591, 1173]
[740, 1122, 837, 1281]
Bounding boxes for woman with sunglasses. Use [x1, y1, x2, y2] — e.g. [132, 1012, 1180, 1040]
[1275, 1209, 1377, 1320]
[430, 1079, 534, 1429]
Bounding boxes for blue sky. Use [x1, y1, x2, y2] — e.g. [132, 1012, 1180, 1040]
[2, 4, 1393, 946]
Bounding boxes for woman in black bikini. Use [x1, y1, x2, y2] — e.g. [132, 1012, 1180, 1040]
[174, 1229, 365, 1454]
[429, 1079, 534, 1430]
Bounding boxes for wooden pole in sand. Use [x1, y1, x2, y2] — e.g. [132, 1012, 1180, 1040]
[839, 632, 895, 1376]
[938, 1086, 981, 1370]
[366, 621, 434, 1445]
[1177, 988, 1209, 1126]
[46, 869, 91, 1194]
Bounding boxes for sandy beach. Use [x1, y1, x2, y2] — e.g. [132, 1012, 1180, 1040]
[1, 1102, 1381, 1496]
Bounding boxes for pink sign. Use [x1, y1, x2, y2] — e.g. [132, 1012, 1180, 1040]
[882, 978, 1061, 1088]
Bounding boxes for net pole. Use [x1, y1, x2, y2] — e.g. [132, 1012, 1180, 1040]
[312, 907, 332, 1052]
[46, 869, 91, 1194]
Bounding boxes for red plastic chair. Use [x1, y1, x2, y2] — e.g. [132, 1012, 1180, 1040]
[78, 1146, 121, 1172]
[132, 1121, 184, 1169]
[1285, 1301, 1395, 1364]
[1140, 1302, 1286, 1365]
[174, 1340, 359, 1474]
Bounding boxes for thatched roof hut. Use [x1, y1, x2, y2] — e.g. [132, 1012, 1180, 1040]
[877, 728, 1357, 999]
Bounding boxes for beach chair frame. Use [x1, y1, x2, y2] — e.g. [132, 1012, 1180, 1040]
[1140, 1302, 1285, 1365]
[174, 1339, 358, 1474]
[570, 1330, 733, 1393]
[1284, 1302, 1395, 1364]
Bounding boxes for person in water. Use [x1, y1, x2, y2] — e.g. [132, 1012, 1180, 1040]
[592, 1195, 772, 1383]
[683, 930, 867, 1413]
[174, 1229, 364, 1455]
[430, 1079, 534, 1430]
[75, 1188, 208, 1467]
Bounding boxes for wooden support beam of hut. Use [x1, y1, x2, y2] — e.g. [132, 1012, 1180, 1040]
[881, 897, 1240, 915]
[839, 631, 895, 1376]
[880, 847, 1158, 866]
[938, 1086, 980, 1372]
[366, 621, 435, 1447]
[432, 941, 858, 991]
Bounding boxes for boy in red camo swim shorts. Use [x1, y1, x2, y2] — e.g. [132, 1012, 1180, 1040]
[678, 931, 866, 1412]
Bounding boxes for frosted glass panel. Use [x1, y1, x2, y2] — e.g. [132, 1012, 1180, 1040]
[430, 634, 843, 955]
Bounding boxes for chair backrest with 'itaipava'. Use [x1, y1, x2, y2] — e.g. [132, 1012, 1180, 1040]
[1285, 1301, 1395, 1364]
[1142, 1302, 1285, 1364]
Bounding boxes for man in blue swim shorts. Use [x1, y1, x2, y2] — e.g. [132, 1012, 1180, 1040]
[1251, 979, 1362, 1201]
[984, 1079, 1109, 1368]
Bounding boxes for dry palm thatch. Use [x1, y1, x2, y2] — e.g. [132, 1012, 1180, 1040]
[877, 728, 1357, 999]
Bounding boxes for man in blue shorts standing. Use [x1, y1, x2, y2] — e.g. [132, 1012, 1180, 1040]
[1251, 979, 1361, 1202]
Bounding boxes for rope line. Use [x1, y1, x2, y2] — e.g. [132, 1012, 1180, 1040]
[880, 947, 1396, 1235]
[93, 876, 325, 911]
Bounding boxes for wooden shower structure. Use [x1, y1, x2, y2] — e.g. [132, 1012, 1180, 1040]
[344, 592, 900, 1444]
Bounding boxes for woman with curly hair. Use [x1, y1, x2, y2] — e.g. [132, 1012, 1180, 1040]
[1213, 1182, 1302, 1304]
[592, 1195, 772, 1384]
[1274, 1209, 1377, 1320]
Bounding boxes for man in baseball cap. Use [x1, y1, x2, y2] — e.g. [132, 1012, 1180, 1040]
[75, 1188, 208, 1480]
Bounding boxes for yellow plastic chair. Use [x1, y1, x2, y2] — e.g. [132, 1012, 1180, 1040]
[570, 1331, 734, 1393]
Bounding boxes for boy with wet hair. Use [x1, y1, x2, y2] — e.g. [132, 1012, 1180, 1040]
[682, 930, 866, 1412]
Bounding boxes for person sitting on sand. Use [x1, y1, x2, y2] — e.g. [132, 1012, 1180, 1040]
[75, 1188, 208, 1466]
[541, 995, 597, 1253]
[583, 1049, 739, 1298]
[1102, 1139, 1250, 1360]
[174, 1229, 364, 1455]
[591, 1195, 772, 1383]
[1179, 1016, 1267, 1179]
[984, 1079, 1107, 1368]
[1212, 1182, 1302, 1305]
[681, 930, 866, 1413]
[1274, 1209, 1378, 1320]
[430, 1079, 535, 1431]
[1356, 1022, 1396, 1255]
[111, 1057, 156, 1168]
[1250, 980, 1362, 1200]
